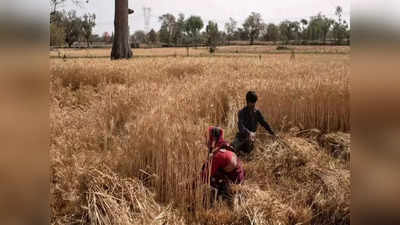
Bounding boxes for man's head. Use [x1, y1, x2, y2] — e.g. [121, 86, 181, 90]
[246, 91, 258, 110]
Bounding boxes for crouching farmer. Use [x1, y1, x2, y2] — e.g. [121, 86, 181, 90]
[202, 126, 245, 203]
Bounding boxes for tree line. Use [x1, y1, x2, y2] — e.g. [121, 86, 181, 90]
[50, 9, 96, 47]
[131, 6, 349, 49]
[50, 3, 349, 50]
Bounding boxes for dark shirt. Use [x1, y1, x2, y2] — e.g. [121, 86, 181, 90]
[237, 106, 275, 138]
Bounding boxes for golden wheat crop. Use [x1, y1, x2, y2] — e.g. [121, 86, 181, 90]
[50, 54, 350, 225]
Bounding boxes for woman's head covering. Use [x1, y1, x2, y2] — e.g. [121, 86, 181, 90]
[206, 126, 227, 151]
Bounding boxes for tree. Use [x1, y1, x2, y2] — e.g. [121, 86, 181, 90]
[300, 19, 308, 40]
[206, 21, 219, 53]
[290, 21, 301, 43]
[50, 9, 64, 25]
[307, 13, 333, 43]
[332, 6, 349, 44]
[81, 13, 96, 47]
[50, 0, 66, 19]
[260, 23, 268, 41]
[63, 10, 82, 47]
[320, 16, 334, 44]
[263, 23, 279, 44]
[50, 9, 66, 46]
[224, 17, 237, 41]
[279, 20, 293, 45]
[50, 0, 85, 23]
[173, 13, 185, 46]
[184, 16, 204, 46]
[236, 28, 249, 41]
[111, 0, 132, 59]
[132, 30, 146, 44]
[50, 23, 66, 46]
[243, 12, 264, 45]
[158, 13, 176, 45]
[147, 29, 158, 47]
[159, 26, 169, 45]
[219, 31, 228, 45]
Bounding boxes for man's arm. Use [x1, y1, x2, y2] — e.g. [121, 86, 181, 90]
[256, 110, 275, 136]
[238, 110, 250, 135]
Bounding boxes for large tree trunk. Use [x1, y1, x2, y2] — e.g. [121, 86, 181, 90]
[111, 0, 132, 59]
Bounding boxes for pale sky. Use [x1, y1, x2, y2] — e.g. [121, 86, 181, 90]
[62, 0, 351, 35]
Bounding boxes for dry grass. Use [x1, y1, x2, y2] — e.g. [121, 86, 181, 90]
[49, 47, 209, 58]
[50, 54, 350, 225]
[49, 45, 350, 58]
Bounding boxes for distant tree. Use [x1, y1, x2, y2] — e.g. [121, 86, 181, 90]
[243, 12, 264, 45]
[279, 20, 293, 45]
[307, 13, 333, 43]
[263, 23, 279, 44]
[172, 13, 185, 46]
[290, 21, 301, 43]
[224, 17, 237, 41]
[159, 27, 169, 45]
[50, 9, 66, 46]
[320, 17, 334, 44]
[219, 31, 227, 45]
[158, 13, 176, 45]
[199, 31, 208, 45]
[81, 13, 96, 47]
[132, 30, 146, 44]
[50, 0, 86, 23]
[50, 23, 66, 46]
[260, 23, 268, 41]
[50, 0, 66, 19]
[206, 20, 219, 53]
[332, 6, 349, 44]
[307, 16, 320, 41]
[50, 10, 64, 25]
[184, 16, 204, 46]
[63, 10, 83, 47]
[147, 29, 158, 47]
[300, 19, 308, 40]
[236, 28, 249, 41]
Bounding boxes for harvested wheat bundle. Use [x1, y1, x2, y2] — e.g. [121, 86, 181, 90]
[245, 135, 350, 225]
[291, 127, 322, 139]
[232, 184, 289, 225]
[319, 132, 350, 161]
[81, 167, 185, 225]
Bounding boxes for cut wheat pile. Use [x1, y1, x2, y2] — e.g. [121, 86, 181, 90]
[50, 54, 350, 225]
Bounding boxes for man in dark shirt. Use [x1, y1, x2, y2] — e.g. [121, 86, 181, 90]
[231, 91, 276, 154]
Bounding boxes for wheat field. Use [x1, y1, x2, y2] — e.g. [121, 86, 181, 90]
[50, 53, 350, 225]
